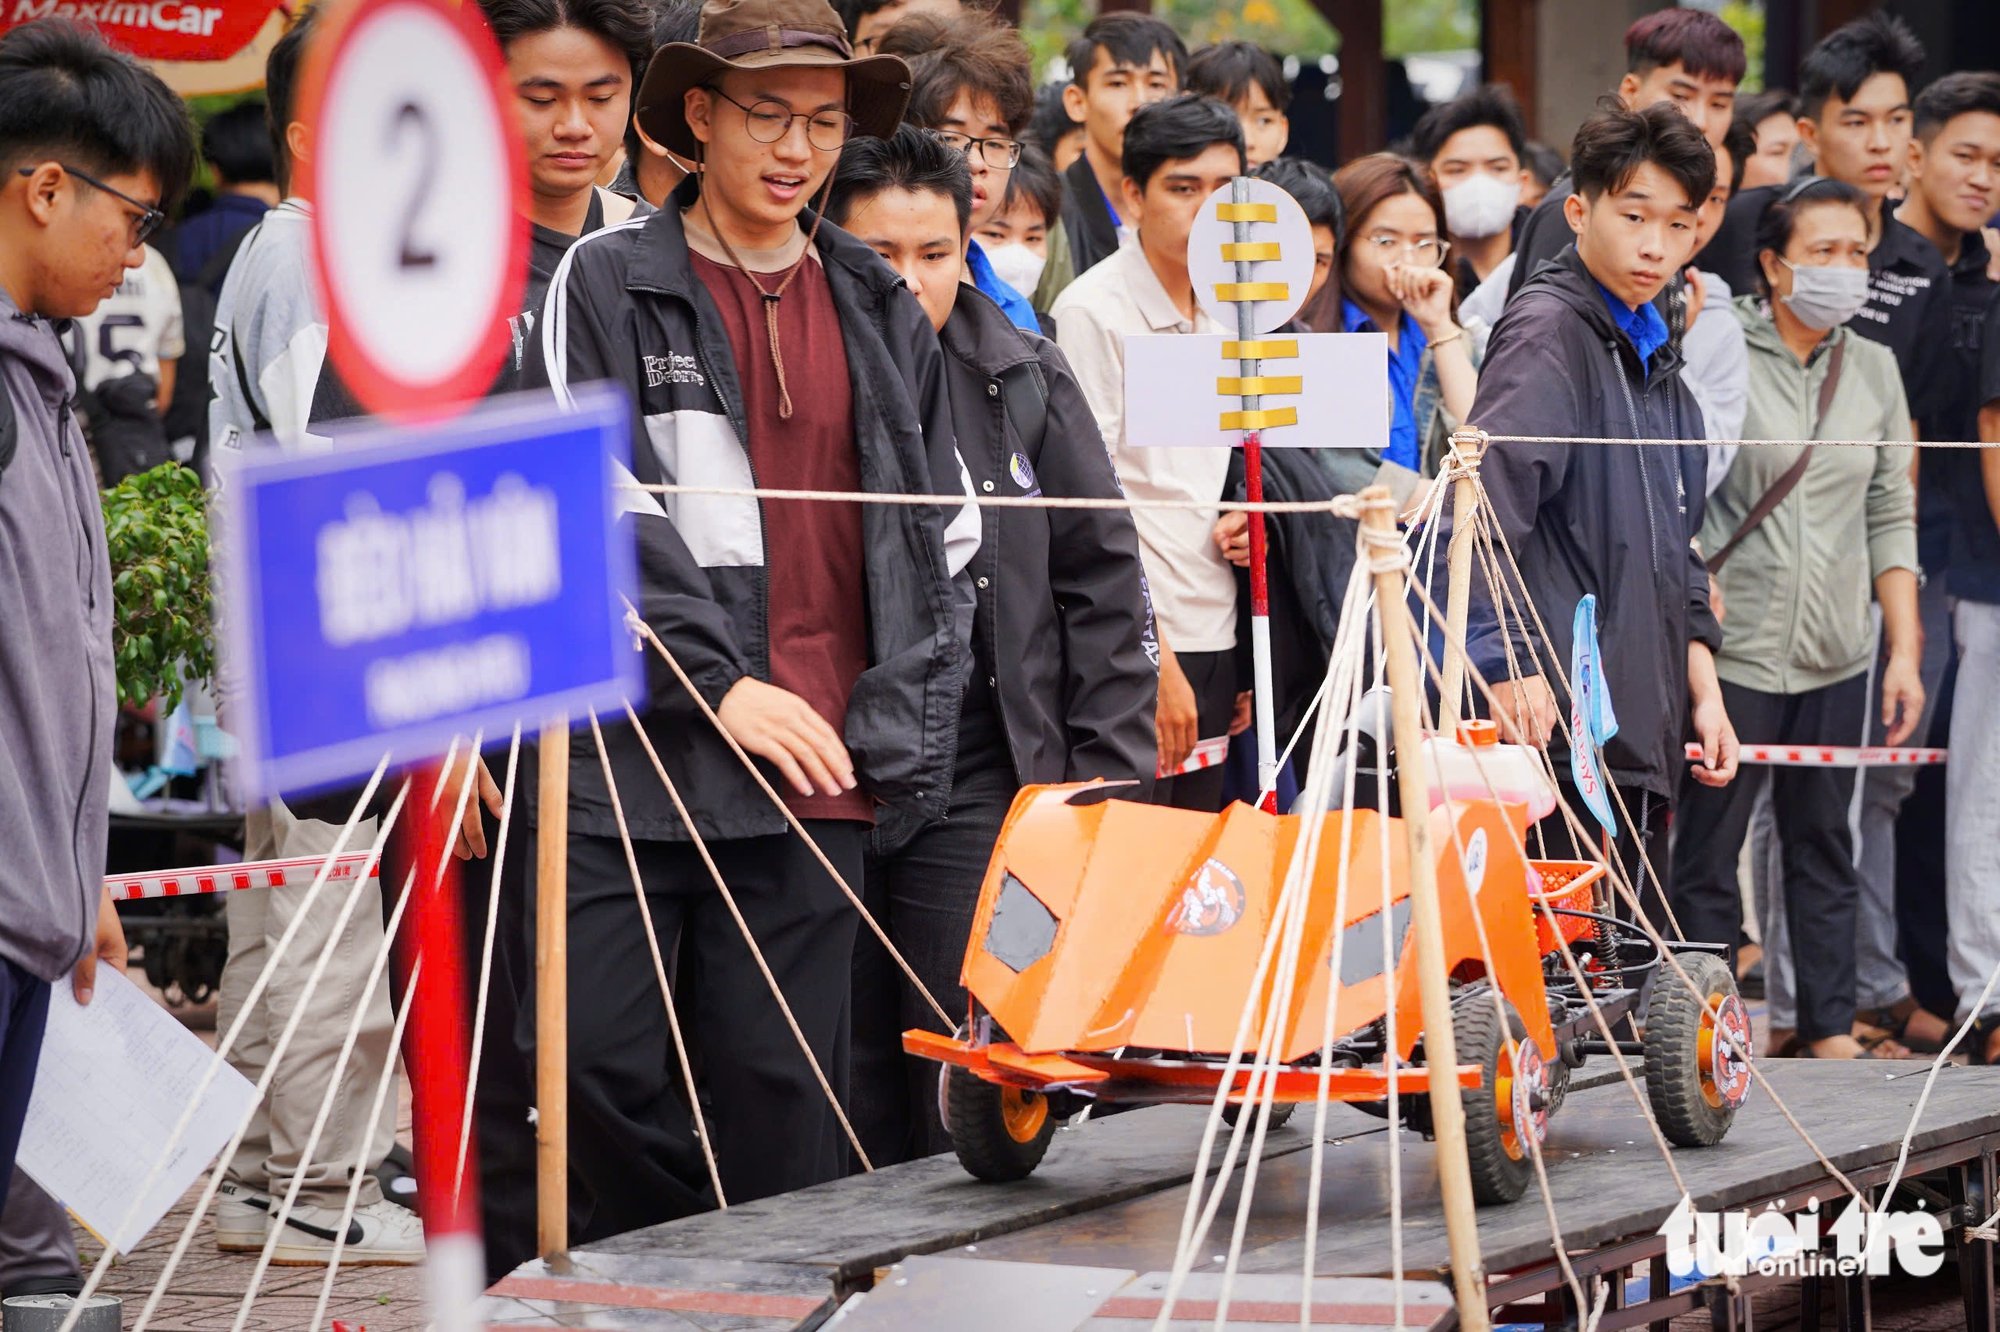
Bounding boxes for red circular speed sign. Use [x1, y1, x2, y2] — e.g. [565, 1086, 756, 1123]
[300, 0, 527, 418]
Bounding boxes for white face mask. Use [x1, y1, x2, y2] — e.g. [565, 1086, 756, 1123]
[1441, 172, 1521, 240]
[1779, 259, 1871, 330]
[982, 240, 1047, 298]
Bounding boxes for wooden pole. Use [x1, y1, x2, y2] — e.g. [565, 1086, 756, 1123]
[535, 716, 570, 1259]
[1360, 486, 1492, 1332]
[1439, 435, 1483, 735]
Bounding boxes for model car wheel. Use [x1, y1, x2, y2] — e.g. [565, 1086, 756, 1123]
[1458, 998, 1548, 1205]
[946, 1065, 1057, 1181]
[1645, 952, 1751, 1147]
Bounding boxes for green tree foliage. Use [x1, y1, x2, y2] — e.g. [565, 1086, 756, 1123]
[104, 463, 214, 710]
[1020, 0, 1337, 74]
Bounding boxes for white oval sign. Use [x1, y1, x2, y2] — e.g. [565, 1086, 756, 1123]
[304, 0, 525, 415]
[1188, 176, 1315, 335]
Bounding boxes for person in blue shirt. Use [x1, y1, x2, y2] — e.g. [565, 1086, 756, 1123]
[1325, 153, 1478, 499]
[877, 9, 1039, 332]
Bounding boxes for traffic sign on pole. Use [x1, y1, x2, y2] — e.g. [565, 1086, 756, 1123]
[299, 0, 527, 418]
[219, 387, 640, 800]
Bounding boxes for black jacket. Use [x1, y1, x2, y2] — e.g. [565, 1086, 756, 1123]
[1059, 154, 1121, 280]
[1458, 246, 1721, 799]
[1226, 448, 1359, 760]
[939, 286, 1156, 793]
[525, 178, 977, 842]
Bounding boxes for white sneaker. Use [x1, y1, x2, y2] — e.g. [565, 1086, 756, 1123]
[214, 1181, 272, 1252]
[267, 1198, 426, 1266]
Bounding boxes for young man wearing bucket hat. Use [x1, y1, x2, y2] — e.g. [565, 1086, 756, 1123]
[525, 0, 977, 1231]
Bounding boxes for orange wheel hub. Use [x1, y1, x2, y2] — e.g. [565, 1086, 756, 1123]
[1699, 992, 1753, 1110]
[1000, 1085, 1049, 1143]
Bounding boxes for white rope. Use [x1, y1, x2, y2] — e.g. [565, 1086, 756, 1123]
[614, 698, 875, 1172]
[130, 771, 412, 1331]
[457, 724, 523, 1211]
[623, 602, 954, 1030]
[58, 757, 395, 1332]
[231, 782, 441, 1332]
[1877, 952, 2000, 1202]
[311, 943, 423, 1332]
[633, 480, 1371, 515]
[593, 707, 727, 1207]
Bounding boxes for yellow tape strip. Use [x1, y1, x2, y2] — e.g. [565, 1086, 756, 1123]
[1221, 339, 1298, 360]
[1220, 241, 1282, 262]
[1213, 282, 1290, 302]
[1215, 202, 1279, 222]
[1217, 376, 1305, 396]
[1220, 407, 1298, 430]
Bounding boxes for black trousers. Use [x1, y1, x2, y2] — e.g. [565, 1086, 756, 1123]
[0, 960, 50, 1221]
[1153, 647, 1238, 813]
[1669, 674, 1867, 1042]
[1532, 777, 1672, 933]
[554, 822, 864, 1243]
[851, 765, 1016, 1166]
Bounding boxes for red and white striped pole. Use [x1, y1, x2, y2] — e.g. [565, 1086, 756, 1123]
[403, 763, 482, 1329]
[1230, 176, 1280, 812]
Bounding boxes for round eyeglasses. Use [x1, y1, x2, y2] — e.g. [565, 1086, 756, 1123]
[709, 88, 853, 151]
[930, 129, 1024, 170]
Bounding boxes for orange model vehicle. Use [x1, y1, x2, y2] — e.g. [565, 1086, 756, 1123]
[905, 718, 1751, 1204]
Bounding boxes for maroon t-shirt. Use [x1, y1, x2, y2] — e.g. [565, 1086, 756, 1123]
[691, 249, 873, 823]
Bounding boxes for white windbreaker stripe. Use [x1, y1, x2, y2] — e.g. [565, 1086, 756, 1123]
[540, 214, 651, 412]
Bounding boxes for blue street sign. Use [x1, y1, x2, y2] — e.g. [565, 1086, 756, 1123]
[221, 386, 641, 796]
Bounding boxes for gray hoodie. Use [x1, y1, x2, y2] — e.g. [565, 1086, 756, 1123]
[0, 292, 114, 982]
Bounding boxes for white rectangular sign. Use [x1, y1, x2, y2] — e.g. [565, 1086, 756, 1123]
[1122, 331, 1390, 450]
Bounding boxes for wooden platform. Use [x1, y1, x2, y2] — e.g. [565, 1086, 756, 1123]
[479, 1061, 2000, 1330]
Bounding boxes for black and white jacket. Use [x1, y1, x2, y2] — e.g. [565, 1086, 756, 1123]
[526, 177, 979, 843]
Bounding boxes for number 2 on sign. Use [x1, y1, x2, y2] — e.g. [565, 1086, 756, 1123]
[389, 101, 440, 271]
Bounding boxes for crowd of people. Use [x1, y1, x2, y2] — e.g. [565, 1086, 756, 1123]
[2, 0, 2000, 1299]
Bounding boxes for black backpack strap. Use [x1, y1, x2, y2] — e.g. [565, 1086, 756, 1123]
[999, 355, 1048, 459]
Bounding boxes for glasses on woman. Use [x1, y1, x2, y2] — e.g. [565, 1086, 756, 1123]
[18, 163, 165, 247]
[709, 88, 853, 151]
[1362, 231, 1449, 266]
[929, 129, 1024, 170]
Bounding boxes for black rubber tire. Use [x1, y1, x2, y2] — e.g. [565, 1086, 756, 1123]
[1644, 952, 1744, 1148]
[1456, 999, 1536, 1205]
[1222, 1100, 1298, 1129]
[945, 1064, 1057, 1181]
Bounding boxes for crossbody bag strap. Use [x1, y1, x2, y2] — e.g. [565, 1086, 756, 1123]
[1707, 336, 1846, 574]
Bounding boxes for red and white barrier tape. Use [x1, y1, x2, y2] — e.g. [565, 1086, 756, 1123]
[1159, 735, 1231, 779]
[1685, 743, 1947, 768]
[109, 853, 380, 901]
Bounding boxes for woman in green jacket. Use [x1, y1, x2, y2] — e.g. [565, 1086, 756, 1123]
[1668, 178, 1925, 1061]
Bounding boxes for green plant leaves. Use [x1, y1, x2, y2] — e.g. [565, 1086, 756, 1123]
[103, 461, 213, 712]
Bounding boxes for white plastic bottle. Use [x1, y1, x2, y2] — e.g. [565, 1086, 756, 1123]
[1418, 719, 1557, 819]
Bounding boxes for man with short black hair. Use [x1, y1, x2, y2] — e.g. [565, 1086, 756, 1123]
[877, 8, 1038, 330]
[1507, 7, 1743, 301]
[169, 99, 276, 290]
[527, 0, 976, 1228]
[1058, 12, 1186, 279]
[825, 124, 1154, 1163]
[1701, 12, 1946, 420]
[1412, 83, 1530, 298]
[1054, 94, 1245, 812]
[0, 12, 191, 1216]
[1460, 101, 1736, 906]
[1185, 40, 1288, 167]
